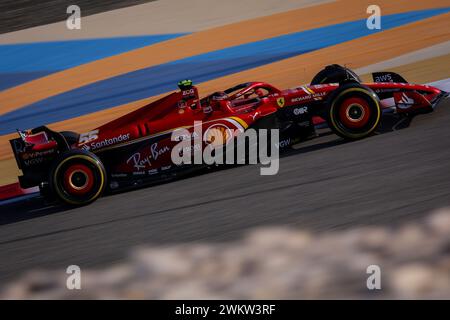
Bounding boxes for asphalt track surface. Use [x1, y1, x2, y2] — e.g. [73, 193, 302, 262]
[0, 97, 449, 286]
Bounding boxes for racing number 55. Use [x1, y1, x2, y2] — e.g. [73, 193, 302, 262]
[79, 130, 99, 144]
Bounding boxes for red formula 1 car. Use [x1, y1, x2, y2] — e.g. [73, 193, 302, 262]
[10, 65, 447, 205]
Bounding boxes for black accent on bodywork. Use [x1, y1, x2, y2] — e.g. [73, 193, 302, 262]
[372, 72, 408, 84]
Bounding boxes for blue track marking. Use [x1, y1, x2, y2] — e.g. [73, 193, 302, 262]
[0, 71, 55, 91]
[0, 34, 187, 90]
[0, 192, 39, 206]
[0, 8, 448, 135]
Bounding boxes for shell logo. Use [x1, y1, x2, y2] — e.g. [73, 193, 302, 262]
[203, 124, 233, 147]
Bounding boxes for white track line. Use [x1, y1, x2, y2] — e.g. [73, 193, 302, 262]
[428, 78, 450, 92]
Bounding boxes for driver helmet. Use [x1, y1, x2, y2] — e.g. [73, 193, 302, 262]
[255, 88, 266, 98]
[207, 91, 228, 112]
[177, 79, 193, 91]
[211, 91, 228, 101]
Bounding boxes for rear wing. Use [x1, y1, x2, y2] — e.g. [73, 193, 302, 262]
[9, 129, 60, 171]
[9, 126, 71, 188]
[372, 72, 408, 83]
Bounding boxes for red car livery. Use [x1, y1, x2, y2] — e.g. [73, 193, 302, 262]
[10, 65, 447, 205]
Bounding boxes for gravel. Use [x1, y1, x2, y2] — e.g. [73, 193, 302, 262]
[2, 208, 449, 299]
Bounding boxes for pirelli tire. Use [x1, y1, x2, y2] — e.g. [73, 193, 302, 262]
[49, 149, 106, 206]
[60, 131, 80, 146]
[311, 64, 362, 85]
[326, 84, 381, 140]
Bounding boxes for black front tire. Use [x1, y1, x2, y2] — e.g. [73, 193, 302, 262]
[326, 84, 381, 140]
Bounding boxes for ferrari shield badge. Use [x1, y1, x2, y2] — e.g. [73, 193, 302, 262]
[276, 97, 285, 108]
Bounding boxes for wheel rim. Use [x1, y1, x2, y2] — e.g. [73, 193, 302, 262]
[53, 154, 105, 205]
[329, 87, 381, 140]
[339, 97, 371, 129]
[63, 164, 94, 195]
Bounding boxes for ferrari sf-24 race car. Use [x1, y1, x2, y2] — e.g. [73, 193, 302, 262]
[10, 64, 447, 205]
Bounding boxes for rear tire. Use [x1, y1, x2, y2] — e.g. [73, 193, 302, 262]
[60, 131, 79, 146]
[49, 150, 106, 206]
[326, 84, 381, 140]
[311, 64, 361, 85]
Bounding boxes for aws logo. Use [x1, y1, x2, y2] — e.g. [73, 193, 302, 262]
[374, 74, 393, 82]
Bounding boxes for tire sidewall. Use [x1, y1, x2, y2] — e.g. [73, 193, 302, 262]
[311, 64, 362, 85]
[49, 150, 106, 205]
[327, 84, 381, 140]
[60, 131, 80, 146]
